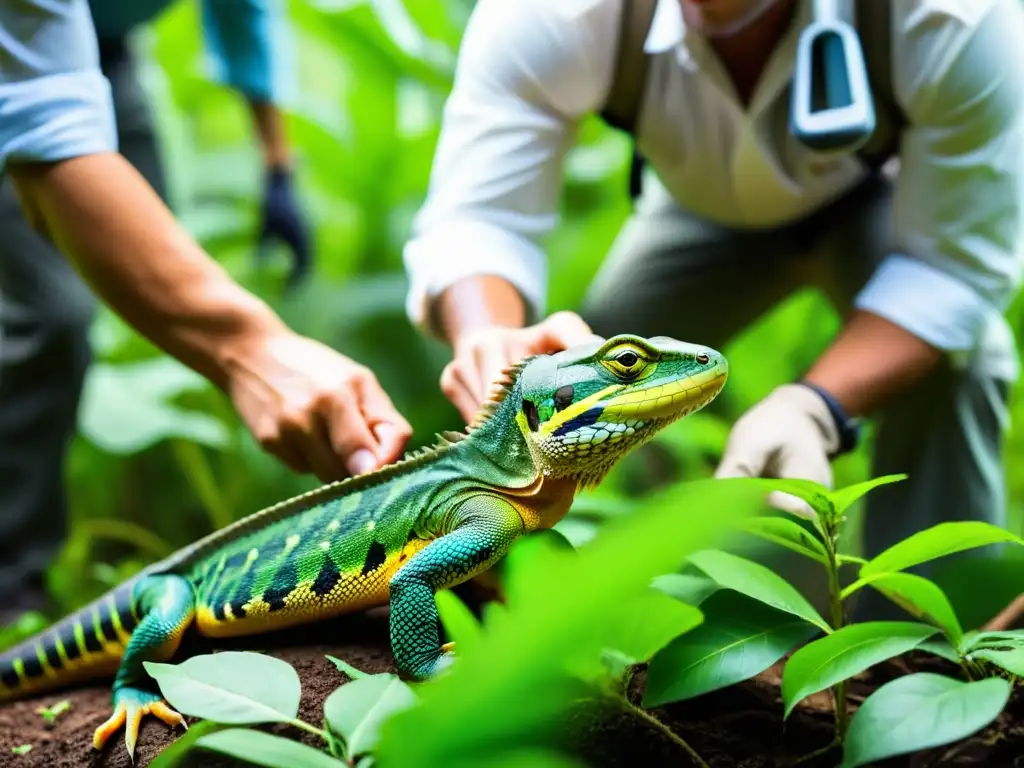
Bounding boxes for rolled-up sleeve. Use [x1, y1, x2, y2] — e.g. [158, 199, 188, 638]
[199, 0, 293, 104]
[0, 0, 116, 171]
[402, 0, 617, 337]
[855, 0, 1024, 355]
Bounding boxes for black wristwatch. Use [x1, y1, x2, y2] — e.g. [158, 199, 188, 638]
[797, 380, 861, 456]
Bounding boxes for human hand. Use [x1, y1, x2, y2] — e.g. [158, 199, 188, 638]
[714, 383, 841, 518]
[224, 331, 412, 482]
[441, 310, 600, 423]
[258, 167, 312, 287]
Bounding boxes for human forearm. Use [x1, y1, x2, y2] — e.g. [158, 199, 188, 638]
[802, 309, 943, 417]
[247, 99, 290, 169]
[434, 275, 528, 347]
[9, 152, 287, 390]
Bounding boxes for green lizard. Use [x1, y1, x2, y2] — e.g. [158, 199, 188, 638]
[0, 334, 727, 759]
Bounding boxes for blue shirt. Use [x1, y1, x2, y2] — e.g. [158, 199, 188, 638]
[0, 0, 117, 172]
[0, 0, 291, 175]
[89, 0, 291, 103]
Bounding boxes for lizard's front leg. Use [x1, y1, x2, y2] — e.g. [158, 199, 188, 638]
[93, 574, 195, 760]
[388, 494, 523, 679]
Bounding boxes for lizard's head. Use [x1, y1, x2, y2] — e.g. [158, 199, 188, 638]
[512, 333, 728, 488]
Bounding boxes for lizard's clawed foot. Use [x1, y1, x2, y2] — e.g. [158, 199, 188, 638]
[93, 687, 187, 761]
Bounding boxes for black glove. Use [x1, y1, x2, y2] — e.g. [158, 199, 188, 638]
[257, 166, 312, 288]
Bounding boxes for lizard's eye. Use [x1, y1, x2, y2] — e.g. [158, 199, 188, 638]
[601, 347, 648, 380]
[615, 351, 639, 368]
[696, 352, 709, 365]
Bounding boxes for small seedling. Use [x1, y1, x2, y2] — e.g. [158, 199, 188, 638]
[35, 699, 70, 728]
[11, 744, 32, 755]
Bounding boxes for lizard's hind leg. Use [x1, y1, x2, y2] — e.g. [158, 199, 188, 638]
[93, 574, 195, 760]
[388, 494, 524, 679]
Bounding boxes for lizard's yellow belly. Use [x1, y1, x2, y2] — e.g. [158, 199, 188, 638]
[194, 538, 432, 638]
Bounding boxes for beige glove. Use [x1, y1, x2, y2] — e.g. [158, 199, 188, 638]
[714, 383, 841, 518]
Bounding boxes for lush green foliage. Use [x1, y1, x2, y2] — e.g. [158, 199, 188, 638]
[640, 475, 1023, 766]
[0, 0, 1016, 648]
[2, 0, 1023, 764]
[118, 474, 1019, 768]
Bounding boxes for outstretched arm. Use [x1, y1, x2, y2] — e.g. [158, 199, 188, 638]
[804, 1, 1024, 417]
[1, 0, 411, 482]
[717, 0, 1024, 511]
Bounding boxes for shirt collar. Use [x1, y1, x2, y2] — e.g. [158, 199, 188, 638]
[644, 0, 688, 54]
[643, 0, 813, 75]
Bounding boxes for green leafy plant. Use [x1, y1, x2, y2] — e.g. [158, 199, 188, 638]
[144, 650, 417, 767]
[643, 473, 1024, 767]
[34, 699, 70, 727]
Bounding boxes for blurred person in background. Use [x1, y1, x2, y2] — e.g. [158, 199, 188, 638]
[0, 0, 408, 622]
[402, 0, 1024, 616]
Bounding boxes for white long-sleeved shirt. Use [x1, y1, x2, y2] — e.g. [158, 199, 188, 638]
[0, 0, 116, 171]
[403, 0, 1024, 380]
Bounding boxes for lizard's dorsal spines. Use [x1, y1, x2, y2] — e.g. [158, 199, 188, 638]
[465, 356, 537, 430]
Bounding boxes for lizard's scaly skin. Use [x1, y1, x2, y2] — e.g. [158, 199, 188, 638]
[0, 334, 727, 759]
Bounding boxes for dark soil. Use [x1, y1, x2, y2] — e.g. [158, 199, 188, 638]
[0, 601, 1021, 768]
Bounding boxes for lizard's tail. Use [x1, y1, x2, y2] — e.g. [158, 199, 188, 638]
[0, 582, 139, 703]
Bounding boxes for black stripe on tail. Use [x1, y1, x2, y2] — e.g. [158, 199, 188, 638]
[0, 582, 139, 701]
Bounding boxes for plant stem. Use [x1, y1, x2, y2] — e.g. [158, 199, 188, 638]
[823, 521, 849, 742]
[171, 439, 234, 531]
[624, 699, 710, 768]
[287, 717, 328, 741]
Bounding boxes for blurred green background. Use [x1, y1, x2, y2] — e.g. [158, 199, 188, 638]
[12, 0, 1023, 634]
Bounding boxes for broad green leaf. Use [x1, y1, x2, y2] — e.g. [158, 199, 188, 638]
[376, 477, 766, 767]
[326, 655, 369, 680]
[861, 522, 1024, 578]
[827, 474, 907, 516]
[735, 515, 827, 563]
[917, 639, 962, 664]
[599, 648, 636, 687]
[79, 359, 230, 454]
[965, 630, 1024, 650]
[644, 592, 820, 707]
[324, 674, 417, 759]
[651, 572, 721, 606]
[435, 589, 482, 658]
[552, 517, 598, 547]
[859, 572, 964, 647]
[196, 728, 346, 768]
[144, 651, 300, 724]
[688, 549, 831, 632]
[781, 621, 938, 717]
[149, 721, 227, 768]
[841, 673, 1011, 767]
[972, 647, 1024, 676]
[500, 528, 578, 609]
[744, 477, 834, 518]
[483, 750, 585, 768]
[601, 588, 704, 666]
